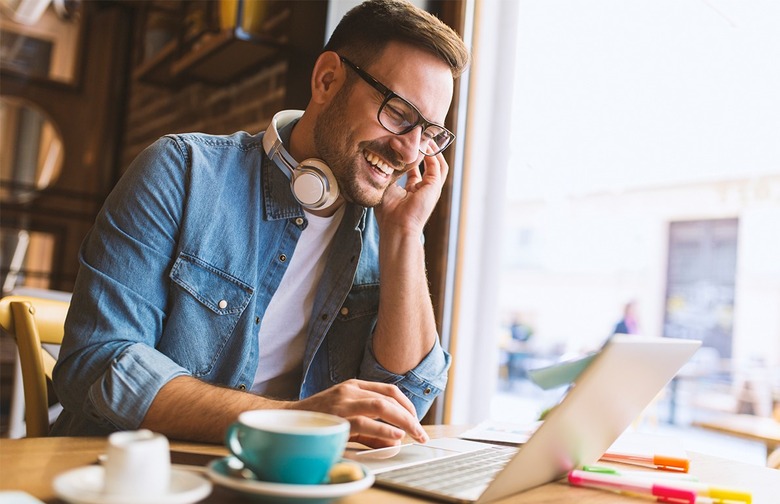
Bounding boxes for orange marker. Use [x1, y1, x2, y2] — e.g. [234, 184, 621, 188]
[600, 452, 690, 472]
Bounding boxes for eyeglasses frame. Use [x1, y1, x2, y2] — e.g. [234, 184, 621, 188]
[338, 55, 455, 156]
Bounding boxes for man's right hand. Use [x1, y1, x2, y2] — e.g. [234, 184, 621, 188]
[142, 376, 429, 447]
[292, 379, 429, 448]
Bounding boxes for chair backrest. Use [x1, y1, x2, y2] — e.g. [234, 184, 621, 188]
[0, 295, 70, 437]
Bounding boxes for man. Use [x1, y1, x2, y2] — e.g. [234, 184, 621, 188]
[612, 300, 640, 336]
[52, 0, 470, 448]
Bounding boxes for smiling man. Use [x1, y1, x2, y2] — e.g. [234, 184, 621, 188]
[52, 0, 470, 447]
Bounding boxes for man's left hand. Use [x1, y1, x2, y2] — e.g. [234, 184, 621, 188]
[376, 152, 449, 235]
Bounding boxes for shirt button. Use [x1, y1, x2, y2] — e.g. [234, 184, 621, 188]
[321, 313, 328, 321]
[218, 299, 228, 309]
[295, 217, 304, 226]
[424, 387, 432, 395]
[340, 307, 349, 316]
[279, 254, 287, 262]
[238, 384, 246, 391]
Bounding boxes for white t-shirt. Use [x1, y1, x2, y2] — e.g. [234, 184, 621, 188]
[250, 206, 345, 398]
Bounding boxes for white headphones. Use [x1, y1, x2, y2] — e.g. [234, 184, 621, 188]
[262, 110, 340, 210]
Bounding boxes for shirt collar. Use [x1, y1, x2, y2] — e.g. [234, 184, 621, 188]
[262, 118, 305, 221]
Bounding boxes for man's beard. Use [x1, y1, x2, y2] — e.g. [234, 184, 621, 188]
[313, 89, 401, 208]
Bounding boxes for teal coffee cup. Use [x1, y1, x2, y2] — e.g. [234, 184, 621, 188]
[225, 410, 350, 485]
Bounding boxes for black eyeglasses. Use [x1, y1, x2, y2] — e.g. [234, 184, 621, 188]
[339, 56, 455, 156]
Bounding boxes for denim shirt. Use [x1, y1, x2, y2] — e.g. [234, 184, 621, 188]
[51, 130, 450, 436]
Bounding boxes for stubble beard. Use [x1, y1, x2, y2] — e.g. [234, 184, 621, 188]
[313, 90, 397, 208]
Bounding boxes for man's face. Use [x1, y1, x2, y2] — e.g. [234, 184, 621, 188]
[313, 42, 454, 207]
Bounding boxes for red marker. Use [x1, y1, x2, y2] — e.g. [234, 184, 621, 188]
[569, 469, 697, 503]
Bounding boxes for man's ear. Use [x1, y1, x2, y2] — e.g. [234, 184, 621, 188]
[310, 51, 345, 105]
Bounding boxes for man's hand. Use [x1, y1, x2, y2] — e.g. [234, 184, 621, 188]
[292, 379, 429, 448]
[376, 152, 450, 236]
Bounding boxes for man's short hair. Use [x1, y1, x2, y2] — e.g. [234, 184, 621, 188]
[323, 0, 470, 78]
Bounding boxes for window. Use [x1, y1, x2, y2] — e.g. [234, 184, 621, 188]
[449, 1, 780, 442]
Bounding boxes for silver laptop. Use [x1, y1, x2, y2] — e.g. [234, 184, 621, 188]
[347, 335, 701, 503]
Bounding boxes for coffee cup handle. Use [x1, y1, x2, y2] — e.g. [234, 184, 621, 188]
[226, 421, 253, 466]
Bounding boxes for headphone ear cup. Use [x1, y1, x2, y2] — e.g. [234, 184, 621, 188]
[293, 158, 340, 210]
[262, 110, 340, 210]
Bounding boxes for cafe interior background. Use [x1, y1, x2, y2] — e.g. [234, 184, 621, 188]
[1, 0, 778, 465]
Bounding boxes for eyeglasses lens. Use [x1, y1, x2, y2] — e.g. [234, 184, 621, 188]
[379, 97, 452, 155]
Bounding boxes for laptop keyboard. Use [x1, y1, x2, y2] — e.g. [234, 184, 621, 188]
[375, 446, 518, 497]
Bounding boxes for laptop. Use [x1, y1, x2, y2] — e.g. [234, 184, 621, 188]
[346, 335, 701, 503]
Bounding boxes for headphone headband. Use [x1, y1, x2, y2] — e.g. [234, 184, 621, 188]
[262, 110, 305, 180]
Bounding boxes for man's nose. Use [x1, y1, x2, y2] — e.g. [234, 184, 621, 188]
[391, 126, 424, 165]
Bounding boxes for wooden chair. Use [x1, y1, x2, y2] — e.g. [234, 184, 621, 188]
[768, 447, 780, 469]
[0, 294, 70, 437]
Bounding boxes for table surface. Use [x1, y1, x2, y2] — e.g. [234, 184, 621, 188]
[1, 425, 779, 503]
[694, 414, 780, 445]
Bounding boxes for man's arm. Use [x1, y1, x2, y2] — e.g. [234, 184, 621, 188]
[142, 376, 429, 445]
[373, 232, 438, 373]
[373, 153, 450, 374]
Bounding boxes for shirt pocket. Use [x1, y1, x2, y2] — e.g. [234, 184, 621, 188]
[165, 253, 254, 376]
[327, 283, 379, 383]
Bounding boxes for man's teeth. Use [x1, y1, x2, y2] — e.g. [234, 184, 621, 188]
[364, 152, 393, 175]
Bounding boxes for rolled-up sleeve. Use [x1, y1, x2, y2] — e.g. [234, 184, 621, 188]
[359, 337, 451, 419]
[89, 344, 190, 429]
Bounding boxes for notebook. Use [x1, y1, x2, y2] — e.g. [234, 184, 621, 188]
[347, 335, 701, 503]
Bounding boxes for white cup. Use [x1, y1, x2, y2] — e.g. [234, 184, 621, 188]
[103, 430, 171, 498]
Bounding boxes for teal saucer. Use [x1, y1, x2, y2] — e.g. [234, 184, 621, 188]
[206, 456, 374, 504]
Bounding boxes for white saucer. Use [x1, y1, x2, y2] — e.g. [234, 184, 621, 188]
[52, 466, 212, 504]
[206, 456, 375, 503]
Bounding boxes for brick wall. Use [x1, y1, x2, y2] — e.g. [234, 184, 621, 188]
[120, 60, 288, 172]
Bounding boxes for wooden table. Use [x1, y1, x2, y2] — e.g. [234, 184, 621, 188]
[694, 414, 780, 457]
[2, 425, 779, 503]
